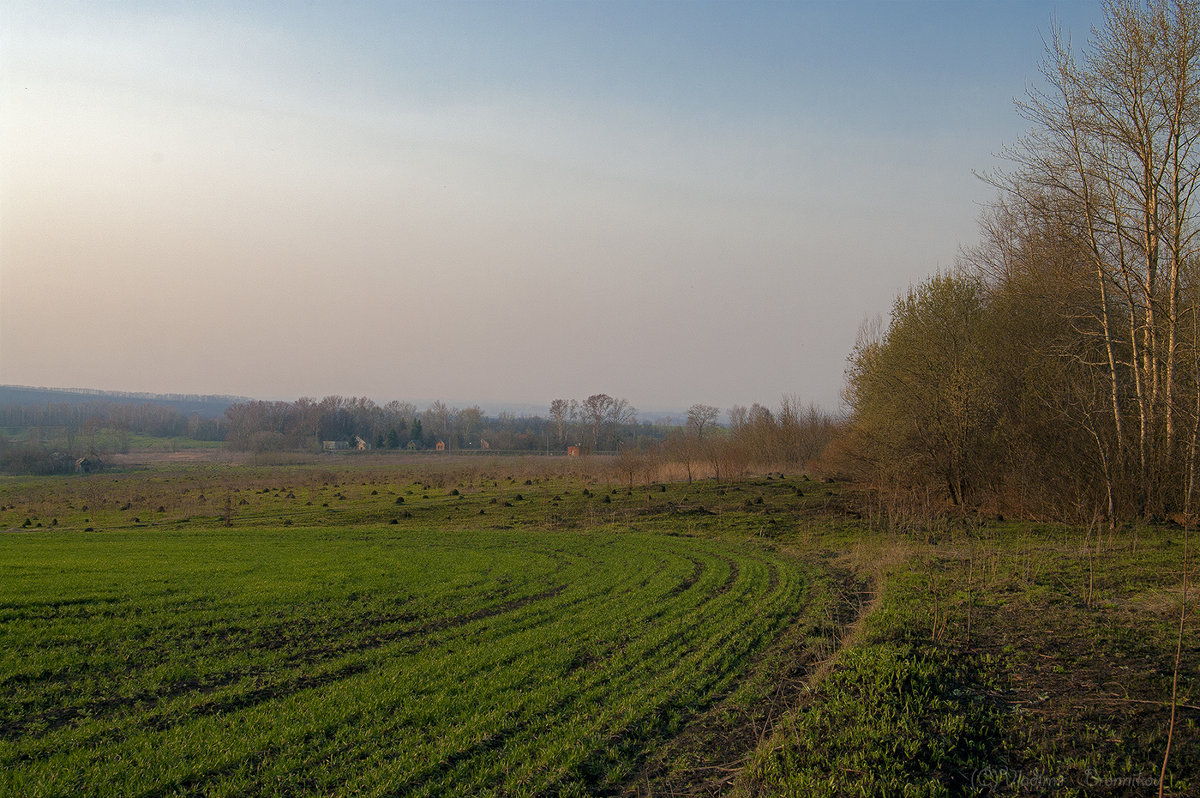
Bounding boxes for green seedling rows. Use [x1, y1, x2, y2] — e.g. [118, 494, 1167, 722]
[1, 514, 810, 796]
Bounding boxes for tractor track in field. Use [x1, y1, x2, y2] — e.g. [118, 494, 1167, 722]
[622, 562, 878, 797]
[668, 555, 706, 597]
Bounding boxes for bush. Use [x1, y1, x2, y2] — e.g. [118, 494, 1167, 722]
[0, 439, 73, 476]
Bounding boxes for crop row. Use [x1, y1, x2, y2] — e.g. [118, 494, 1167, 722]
[1, 522, 811, 796]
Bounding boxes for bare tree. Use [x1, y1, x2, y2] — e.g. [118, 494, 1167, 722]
[579, 394, 636, 451]
[995, 0, 1200, 515]
[549, 399, 576, 447]
[423, 401, 454, 448]
[384, 400, 417, 425]
[686, 404, 720, 440]
[457, 405, 483, 446]
[664, 427, 700, 482]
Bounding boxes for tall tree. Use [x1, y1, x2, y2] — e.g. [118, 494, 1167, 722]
[457, 405, 483, 446]
[423, 401, 454, 447]
[997, 0, 1200, 514]
[845, 274, 997, 506]
[549, 399, 576, 446]
[579, 394, 636, 451]
[686, 404, 720, 440]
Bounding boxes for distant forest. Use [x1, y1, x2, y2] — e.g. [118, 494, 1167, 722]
[0, 387, 836, 477]
[0, 385, 245, 418]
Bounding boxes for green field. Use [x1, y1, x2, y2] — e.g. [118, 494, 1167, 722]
[2, 526, 809, 796]
[0, 462, 830, 796]
[1, 459, 1196, 796]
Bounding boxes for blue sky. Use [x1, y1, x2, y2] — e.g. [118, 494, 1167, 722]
[1, 1, 1104, 415]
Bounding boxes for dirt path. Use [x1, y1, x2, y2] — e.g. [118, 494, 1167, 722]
[623, 557, 882, 797]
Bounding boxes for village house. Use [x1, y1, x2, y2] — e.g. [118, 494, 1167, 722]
[74, 456, 103, 474]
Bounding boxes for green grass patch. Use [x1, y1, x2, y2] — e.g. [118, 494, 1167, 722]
[0, 517, 812, 796]
[739, 561, 1005, 797]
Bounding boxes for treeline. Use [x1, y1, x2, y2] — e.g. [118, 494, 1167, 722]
[0, 402, 227, 443]
[839, 0, 1200, 524]
[0, 401, 227, 474]
[0, 385, 242, 417]
[223, 394, 654, 453]
[653, 399, 835, 482]
[0, 390, 839, 476]
[223, 393, 839, 476]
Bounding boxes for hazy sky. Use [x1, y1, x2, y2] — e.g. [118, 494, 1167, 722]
[1, 0, 1103, 415]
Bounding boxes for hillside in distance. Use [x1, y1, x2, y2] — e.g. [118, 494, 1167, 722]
[0, 385, 249, 419]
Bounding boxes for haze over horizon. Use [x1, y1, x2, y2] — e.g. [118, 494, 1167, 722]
[1, 1, 1104, 415]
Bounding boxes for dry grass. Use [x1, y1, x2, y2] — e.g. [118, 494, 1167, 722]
[1128, 583, 1200, 618]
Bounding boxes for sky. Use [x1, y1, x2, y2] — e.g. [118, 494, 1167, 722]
[1, 0, 1105, 416]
